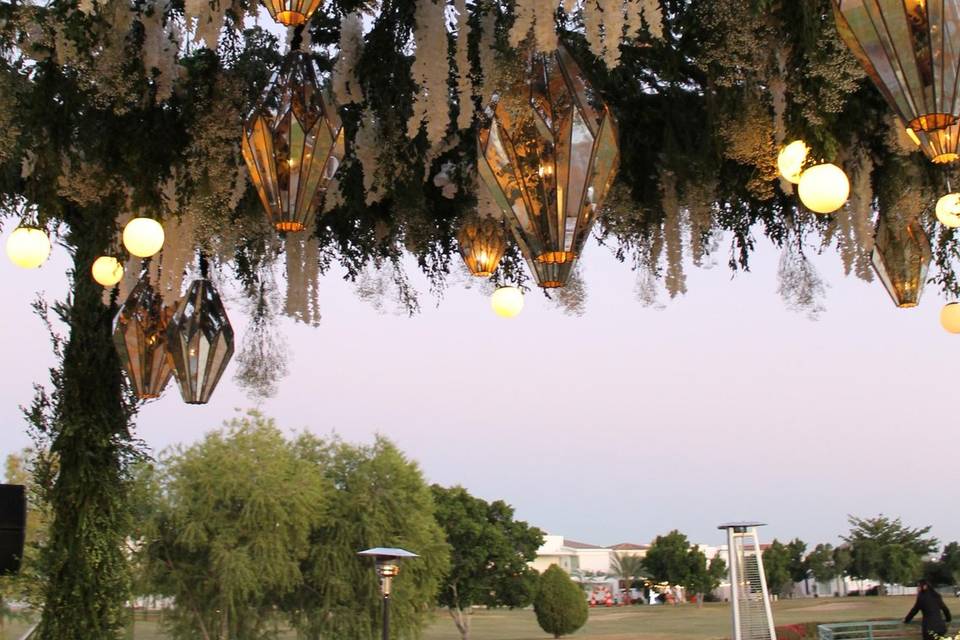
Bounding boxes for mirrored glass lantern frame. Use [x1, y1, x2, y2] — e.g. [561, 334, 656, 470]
[871, 215, 933, 308]
[261, 0, 322, 26]
[167, 279, 235, 405]
[242, 51, 345, 233]
[113, 275, 175, 399]
[477, 45, 620, 288]
[457, 216, 508, 277]
[834, 0, 960, 164]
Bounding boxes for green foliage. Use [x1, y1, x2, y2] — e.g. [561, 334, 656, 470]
[787, 539, 808, 585]
[924, 542, 960, 587]
[644, 530, 693, 586]
[25, 206, 142, 640]
[610, 553, 646, 586]
[534, 565, 588, 639]
[684, 547, 726, 605]
[431, 485, 543, 640]
[141, 412, 328, 639]
[763, 540, 794, 597]
[285, 435, 450, 640]
[806, 544, 839, 585]
[843, 515, 937, 587]
[139, 420, 449, 640]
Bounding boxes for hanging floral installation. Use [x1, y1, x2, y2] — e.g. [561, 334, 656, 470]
[9, 2, 960, 632]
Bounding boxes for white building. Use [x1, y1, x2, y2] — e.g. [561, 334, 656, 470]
[530, 535, 651, 576]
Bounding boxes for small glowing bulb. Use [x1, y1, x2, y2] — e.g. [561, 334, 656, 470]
[91, 256, 124, 287]
[777, 140, 810, 184]
[6, 227, 51, 269]
[936, 193, 960, 228]
[941, 302, 960, 334]
[122, 218, 165, 258]
[797, 163, 850, 215]
[490, 286, 524, 318]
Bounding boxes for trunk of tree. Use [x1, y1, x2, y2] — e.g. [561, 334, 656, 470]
[35, 204, 136, 640]
[448, 605, 471, 640]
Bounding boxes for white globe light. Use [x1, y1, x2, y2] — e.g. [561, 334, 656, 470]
[92, 256, 124, 287]
[6, 226, 51, 269]
[491, 286, 524, 318]
[797, 163, 850, 215]
[941, 303, 960, 334]
[777, 140, 810, 184]
[936, 193, 960, 228]
[122, 217, 165, 258]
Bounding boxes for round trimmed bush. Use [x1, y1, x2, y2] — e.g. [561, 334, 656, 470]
[534, 565, 589, 638]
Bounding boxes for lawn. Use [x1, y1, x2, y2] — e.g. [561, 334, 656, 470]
[99, 595, 954, 640]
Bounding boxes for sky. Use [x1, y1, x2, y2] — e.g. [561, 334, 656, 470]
[1, 229, 958, 551]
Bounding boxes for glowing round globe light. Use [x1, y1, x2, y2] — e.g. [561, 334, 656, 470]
[491, 286, 524, 318]
[6, 226, 51, 269]
[777, 140, 810, 184]
[936, 193, 960, 228]
[797, 163, 850, 215]
[941, 303, 960, 334]
[92, 256, 124, 287]
[122, 217, 165, 258]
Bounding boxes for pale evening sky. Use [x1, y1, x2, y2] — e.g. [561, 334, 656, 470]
[1, 231, 957, 551]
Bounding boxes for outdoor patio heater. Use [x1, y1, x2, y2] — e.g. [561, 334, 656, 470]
[718, 522, 778, 640]
[358, 547, 418, 640]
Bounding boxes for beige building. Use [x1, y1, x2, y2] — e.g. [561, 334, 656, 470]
[530, 535, 651, 576]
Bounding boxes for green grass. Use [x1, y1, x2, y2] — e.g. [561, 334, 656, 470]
[114, 595, 948, 640]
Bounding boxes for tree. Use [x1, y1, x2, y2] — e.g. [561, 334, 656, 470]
[141, 413, 328, 639]
[684, 547, 725, 607]
[610, 553, 647, 589]
[787, 539, 808, 594]
[286, 435, 450, 640]
[534, 565, 588, 638]
[924, 543, 960, 587]
[431, 485, 544, 640]
[644, 531, 694, 589]
[763, 540, 793, 597]
[806, 544, 838, 595]
[844, 516, 937, 591]
[833, 546, 853, 595]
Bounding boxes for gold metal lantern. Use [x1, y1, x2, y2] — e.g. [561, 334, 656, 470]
[457, 216, 507, 277]
[834, 0, 960, 164]
[871, 216, 932, 308]
[261, 0, 322, 26]
[242, 51, 345, 233]
[113, 276, 175, 399]
[477, 45, 620, 288]
[167, 279, 235, 405]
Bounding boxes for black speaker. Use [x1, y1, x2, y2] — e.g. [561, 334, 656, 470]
[0, 484, 26, 575]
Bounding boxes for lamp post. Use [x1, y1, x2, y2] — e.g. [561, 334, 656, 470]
[358, 547, 418, 640]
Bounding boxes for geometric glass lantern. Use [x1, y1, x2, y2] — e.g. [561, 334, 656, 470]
[477, 45, 620, 288]
[241, 51, 345, 233]
[834, 1, 960, 164]
[260, 0, 322, 26]
[871, 215, 933, 308]
[166, 279, 235, 405]
[457, 216, 507, 277]
[113, 275, 175, 400]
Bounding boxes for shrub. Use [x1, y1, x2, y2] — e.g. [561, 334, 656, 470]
[534, 565, 589, 638]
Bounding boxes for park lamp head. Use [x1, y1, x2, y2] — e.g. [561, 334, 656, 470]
[718, 521, 766, 534]
[358, 548, 418, 596]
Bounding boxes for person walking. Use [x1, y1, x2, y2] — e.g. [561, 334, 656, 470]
[904, 579, 952, 640]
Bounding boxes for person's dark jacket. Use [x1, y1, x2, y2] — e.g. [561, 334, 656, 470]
[905, 589, 952, 639]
